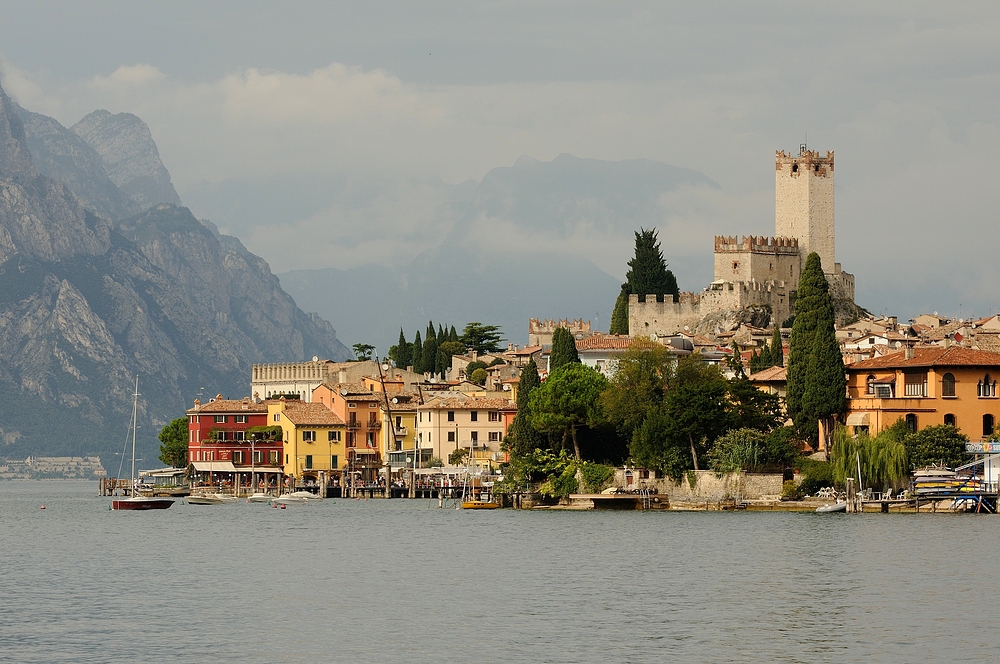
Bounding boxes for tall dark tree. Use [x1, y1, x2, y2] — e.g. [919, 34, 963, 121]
[509, 358, 544, 456]
[158, 417, 189, 468]
[787, 252, 836, 444]
[624, 228, 679, 303]
[549, 327, 580, 370]
[802, 309, 847, 454]
[609, 286, 630, 335]
[390, 328, 412, 369]
[411, 330, 423, 374]
[449, 326, 459, 342]
[529, 363, 608, 459]
[422, 322, 438, 378]
[461, 322, 505, 354]
[771, 324, 784, 367]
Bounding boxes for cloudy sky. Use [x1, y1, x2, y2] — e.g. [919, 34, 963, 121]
[1, 1, 999, 321]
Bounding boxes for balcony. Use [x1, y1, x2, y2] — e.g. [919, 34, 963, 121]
[367, 420, 382, 430]
[393, 426, 408, 439]
[848, 396, 936, 412]
[346, 421, 361, 430]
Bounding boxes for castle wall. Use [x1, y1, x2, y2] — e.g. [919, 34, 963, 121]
[713, 235, 801, 285]
[528, 318, 591, 347]
[775, 149, 835, 272]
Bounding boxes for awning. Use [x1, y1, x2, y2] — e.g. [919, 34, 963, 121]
[846, 412, 870, 427]
[191, 461, 238, 472]
[350, 449, 379, 455]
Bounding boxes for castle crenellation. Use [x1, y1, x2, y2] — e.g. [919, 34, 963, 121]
[714, 235, 799, 254]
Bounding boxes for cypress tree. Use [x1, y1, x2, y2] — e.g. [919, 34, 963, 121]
[411, 330, 423, 374]
[449, 326, 459, 342]
[394, 328, 412, 369]
[786, 252, 834, 442]
[509, 358, 544, 456]
[549, 327, 580, 370]
[802, 311, 847, 452]
[609, 286, 630, 335]
[624, 228, 679, 303]
[423, 323, 438, 378]
[771, 324, 783, 368]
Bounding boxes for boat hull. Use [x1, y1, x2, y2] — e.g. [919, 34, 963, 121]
[815, 502, 847, 513]
[187, 494, 238, 505]
[462, 501, 500, 509]
[113, 498, 174, 510]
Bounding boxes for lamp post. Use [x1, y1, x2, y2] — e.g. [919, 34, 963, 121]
[407, 456, 413, 499]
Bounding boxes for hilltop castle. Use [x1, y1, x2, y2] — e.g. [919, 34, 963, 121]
[629, 147, 855, 336]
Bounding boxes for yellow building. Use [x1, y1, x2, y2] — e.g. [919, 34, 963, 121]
[375, 392, 422, 469]
[268, 399, 346, 484]
[846, 346, 1000, 440]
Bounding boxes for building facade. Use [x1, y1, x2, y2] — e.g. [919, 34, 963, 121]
[268, 399, 346, 483]
[414, 396, 515, 468]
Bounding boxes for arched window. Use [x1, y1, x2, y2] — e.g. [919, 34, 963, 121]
[905, 413, 917, 433]
[984, 414, 995, 438]
[866, 374, 876, 395]
[944, 413, 956, 427]
[979, 374, 997, 398]
[942, 373, 956, 397]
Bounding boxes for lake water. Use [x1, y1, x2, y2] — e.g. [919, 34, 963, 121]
[0, 481, 997, 663]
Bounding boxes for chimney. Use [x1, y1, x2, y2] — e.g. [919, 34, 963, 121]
[338, 369, 347, 383]
[904, 345, 915, 360]
[888, 316, 897, 330]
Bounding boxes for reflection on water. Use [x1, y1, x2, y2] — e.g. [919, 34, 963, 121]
[0, 481, 997, 663]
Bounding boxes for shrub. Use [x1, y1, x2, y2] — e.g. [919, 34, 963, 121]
[781, 479, 801, 501]
[425, 456, 444, 468]
[580, 462, 615, 493]
[797, 457, 833, 495]
[470, 368, 488, 385]
[904, 424, 967, 469]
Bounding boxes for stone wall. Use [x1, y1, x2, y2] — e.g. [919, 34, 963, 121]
[615, 469, 787, 501]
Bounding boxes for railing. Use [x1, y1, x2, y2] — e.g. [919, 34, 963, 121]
[393, 426, 408, 438]
[346, 421, 361, 430]
[367, 420, 382, 430]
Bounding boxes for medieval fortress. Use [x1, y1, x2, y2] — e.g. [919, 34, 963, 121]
[629, 147, 855, 336]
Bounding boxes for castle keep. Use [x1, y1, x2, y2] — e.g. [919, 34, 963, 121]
[629, 147, 855, 336]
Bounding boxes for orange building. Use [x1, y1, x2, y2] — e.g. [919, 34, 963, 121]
[846, 346, 1000, 441]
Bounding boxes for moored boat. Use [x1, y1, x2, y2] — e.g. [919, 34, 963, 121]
[815, 501, 847, 513]
[112, 376, 174, 511]
[187, 493, 239, 505]
[461, 500, 499, 509]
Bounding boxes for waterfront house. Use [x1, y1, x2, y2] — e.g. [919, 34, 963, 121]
[845, 345, 1000, 440]
[186, 396, 283, 487]
[268, 399, 346, 487]
[414, 395, 515, 468]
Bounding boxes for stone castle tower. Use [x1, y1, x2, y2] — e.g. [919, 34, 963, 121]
[628, 146, 855, 337]
[775, 147, 835, 273]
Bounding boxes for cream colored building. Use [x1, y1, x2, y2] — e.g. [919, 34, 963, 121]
[414, 395, 515, 468]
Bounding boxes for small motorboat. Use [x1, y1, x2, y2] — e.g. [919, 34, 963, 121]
[248, 493, 274, 503]
[461, 500, 500, 510]
[274, 493, 310, 504]
[187, 493, 239, 505]
[815, 501, 847, 513]
[288, 490, 323, 500]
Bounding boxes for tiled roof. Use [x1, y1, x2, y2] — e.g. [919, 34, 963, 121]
[849, 346, 1000, 370]
[187, 398, 271, 414]
[280, 402, 345, 426]
[509, 345, 543, 356]
[748, 366, 787, 382]
[420, 396, 515, 410]
[575, 335, 633, 351]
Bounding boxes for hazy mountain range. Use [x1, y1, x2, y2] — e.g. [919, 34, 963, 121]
[0, 81, 349, 461]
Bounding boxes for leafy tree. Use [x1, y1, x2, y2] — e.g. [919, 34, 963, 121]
[727, 341, 747, 379]
[411, 330, 423, 374]
[904, 424, 967, 469]
[599, 339, 673, 439]
[352, 343, 375, 361]
[709, 428, 767, 475]
[529, 363, 608, 458]
[832, 424, 908, 491]
[509, 358, 544, 456]
[425, 456, 444, 468]
[470, 368, 488, 385]
[390, 328, 412, 368]
[449, 448, 469, 466]
[158, 417, 189, 468]
[465, 360, 488, 380]
[763, 426, 802, 470]
[438, 340, 466, 374]
[609, 286, 630, 335]
[460, 322, 505, 354]
[630, 406, 690, 480]
[663, 354, 730, 470]
[549, 327, 580, 370]
[727, 378, 784, 434]
[787, 252, 836, 443]
[623, 228, 679, 303]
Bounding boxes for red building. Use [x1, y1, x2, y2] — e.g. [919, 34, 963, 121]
[186, 395, 284, 487]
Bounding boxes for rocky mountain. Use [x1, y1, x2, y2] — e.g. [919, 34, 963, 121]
[71, 109, 182, 210]
[0, 82, 349, 460]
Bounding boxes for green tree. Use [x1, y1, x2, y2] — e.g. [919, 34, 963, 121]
[529, 363, 608, 459]
[770, 325, 783, 367]
[728, 341, 747, 379]
[449, 326, 459, 342]
[787, 252, 838, 444]
[437, 340, 466, 373]
[832, 424, 908, 491]
[624, 228, 679, 303]
[352, 343, 375, 361]
[599, 339, 673, 439]
[549, 327, 580, 370]
[460, 322, 505, 354]
[449, 448, 470, 466]
[422, 323, 438, 377]
[158, 417, 188, 468]
[709, 428, 766, 474]
[509, 358, 544, 456]
[465, 360, 487, 380]
[663, 354, 730, 470]
[904, 424, 967, 469]
[630, 407, 690, 480]
[802, 311, 847, 453]
[389, 328, 412, 369]
[727, 377, 784, 434]
[411, 330, 423, 374]
[609, 286, 630, 335]
[470, 368, 488, 385]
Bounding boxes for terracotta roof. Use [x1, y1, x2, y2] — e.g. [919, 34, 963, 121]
[509, 345, 542, 356]
[280, 402, 345, 426]
[575, 335, 633, 351]
[187, 398, 271, 414]
[849, 346, 1000, 371]
[748, 366, 787, 382]
[420, 396, 515, 410]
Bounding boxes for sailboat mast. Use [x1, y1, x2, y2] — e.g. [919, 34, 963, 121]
[131, 375, 139, 492]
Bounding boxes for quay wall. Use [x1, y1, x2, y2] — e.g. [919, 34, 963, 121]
[614, 469, 787, 501]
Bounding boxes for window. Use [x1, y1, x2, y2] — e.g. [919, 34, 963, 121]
[470, 411, 478, 422]
[489, 411, 500, 422]
[233, 431, 245, 441]
[189, 429, 194, 443]
[978, 374, 997, 398]
[285, 453, 289, 465]
[349, 403, 356, 408]
[305, 455, 313, 469]
[253, 450, 264, 464]
[732, 261, 740, 272]
[302, 430, 316, 442]
[489, 431, 500, 442]
[944, 414, 956, 427]
[273, 413, 280, 422]
[448, 431, 455, 442]
[269, 451, 278, 465]
[904, 372, 927, 397]
[984, 414, 995, 438]
[328, 430, 341, 442]
[232, 451, 244, 464]
[331, 455, 338, 469]
[866, 374, 876, 395]
[234, 415, 248, 423]
[875, 384, 893, 399]
[470, 431, 478, 445]
[448, 411, 455, 422]
[905, 413, 917, 433]
[942, 373, 956, 397]
[214, 415, 227, 423]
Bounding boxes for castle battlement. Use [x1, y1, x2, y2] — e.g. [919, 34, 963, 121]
[776, 148, 834, 173]
[714, 235, 799, 255]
